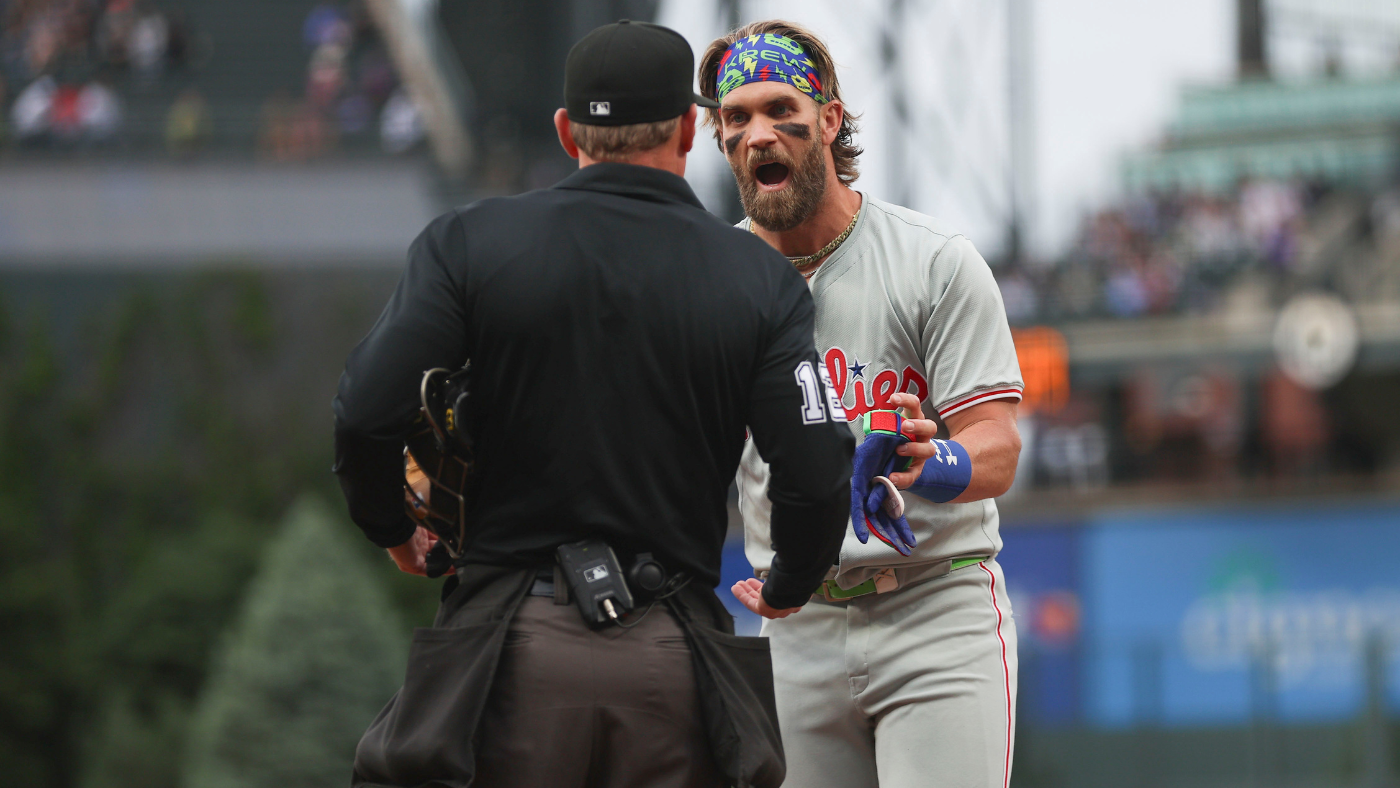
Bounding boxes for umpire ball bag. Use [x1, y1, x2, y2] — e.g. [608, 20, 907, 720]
[351, 565, 787, 788]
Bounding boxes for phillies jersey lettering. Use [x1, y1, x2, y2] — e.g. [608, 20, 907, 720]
[738, 194, 1024, 588]
[823, 347, 928, 420]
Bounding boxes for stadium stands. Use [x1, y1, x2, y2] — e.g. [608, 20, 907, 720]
[1, 0, 421, 158]
[995, 73, 1400, 498]
[1000, 75, 1400, 325]
[998, 180, 1399, 323]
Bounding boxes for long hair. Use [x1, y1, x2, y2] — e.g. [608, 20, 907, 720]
[698, 20, 863, 185]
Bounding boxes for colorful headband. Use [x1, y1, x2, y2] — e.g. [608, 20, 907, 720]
[715, 33, 827, 104]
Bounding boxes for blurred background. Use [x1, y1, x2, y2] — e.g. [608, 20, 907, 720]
[0, 0, 1396, 786]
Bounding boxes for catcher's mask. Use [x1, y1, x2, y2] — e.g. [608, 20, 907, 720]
[404, 364, 475, 561]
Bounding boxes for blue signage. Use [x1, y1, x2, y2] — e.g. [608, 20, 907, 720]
[1080, 501, 1400, 727]
[723, 498, 1400, 729]
[998, 524, 1083, 724]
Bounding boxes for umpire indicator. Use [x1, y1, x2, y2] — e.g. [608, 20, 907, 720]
[556, 539, 635, 625]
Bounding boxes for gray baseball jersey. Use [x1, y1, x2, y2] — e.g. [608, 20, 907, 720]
[737, 194, 1024, 590]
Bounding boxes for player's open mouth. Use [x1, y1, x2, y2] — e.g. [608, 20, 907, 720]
[753, 162, 791, 190]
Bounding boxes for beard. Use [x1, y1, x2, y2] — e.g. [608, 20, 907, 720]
[730, 128, 828, 232]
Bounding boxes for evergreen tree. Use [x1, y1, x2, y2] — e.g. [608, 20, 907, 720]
[78, 510, 271, 788]
[182, 496, 407, 788]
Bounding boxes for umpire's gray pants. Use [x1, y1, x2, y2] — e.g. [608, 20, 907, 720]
[762, 558, 1017, 788]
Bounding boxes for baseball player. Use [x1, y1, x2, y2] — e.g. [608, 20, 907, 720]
[700, 21, 1025, 788]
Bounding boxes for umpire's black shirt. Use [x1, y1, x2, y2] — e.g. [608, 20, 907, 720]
[333, 163, 853, 608]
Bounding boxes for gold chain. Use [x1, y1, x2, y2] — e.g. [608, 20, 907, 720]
[750, 208, 860, 270]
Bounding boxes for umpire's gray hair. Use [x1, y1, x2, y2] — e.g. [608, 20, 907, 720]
[570, 117, 681, 162]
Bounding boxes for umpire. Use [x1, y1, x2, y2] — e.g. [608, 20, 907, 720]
[333, 20, 853, 788]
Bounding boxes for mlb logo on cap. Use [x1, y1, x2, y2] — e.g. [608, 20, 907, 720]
[566, 21, 718, 126]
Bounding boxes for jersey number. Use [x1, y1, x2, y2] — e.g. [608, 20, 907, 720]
[795, 361, 842, 424]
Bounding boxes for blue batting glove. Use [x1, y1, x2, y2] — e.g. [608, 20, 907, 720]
[862, 477, 916, 556]
[850, 411, 916, 554]
[864, 442, 914, 515]
[867, 438, 973, 511]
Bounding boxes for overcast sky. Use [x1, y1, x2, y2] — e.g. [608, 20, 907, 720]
[661, 0, 1236, 259]
[1029, 0, 1234, 257]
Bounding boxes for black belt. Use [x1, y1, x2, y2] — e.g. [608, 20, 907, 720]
[529, 566, 570, 604]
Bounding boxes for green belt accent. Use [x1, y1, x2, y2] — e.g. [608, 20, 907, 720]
[822, 577, 878, 600]
[949, 556, 987, 572]
[817, 557, 988, 600]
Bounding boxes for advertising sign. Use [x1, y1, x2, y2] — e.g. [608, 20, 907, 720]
[999, 525, 1083, 724]
[1081, 501, 1400, 727]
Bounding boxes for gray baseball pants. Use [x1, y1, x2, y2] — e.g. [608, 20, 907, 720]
[761, 558, 1017, 788]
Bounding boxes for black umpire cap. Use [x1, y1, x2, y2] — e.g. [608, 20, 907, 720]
[565, 20, 720, 127]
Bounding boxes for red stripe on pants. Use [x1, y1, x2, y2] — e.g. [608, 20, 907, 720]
[978, 561, 1012, 788]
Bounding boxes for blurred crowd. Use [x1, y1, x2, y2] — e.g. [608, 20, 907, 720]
[1016, 358, 1375, 495]
[259, 0, 423, 161]
[1000, 176, 1400, 494]
[1, 0, 190, 83]
[1, 0, 189, 145]
[998, 179, 1400, 323]
[0, 0, 425, 156]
